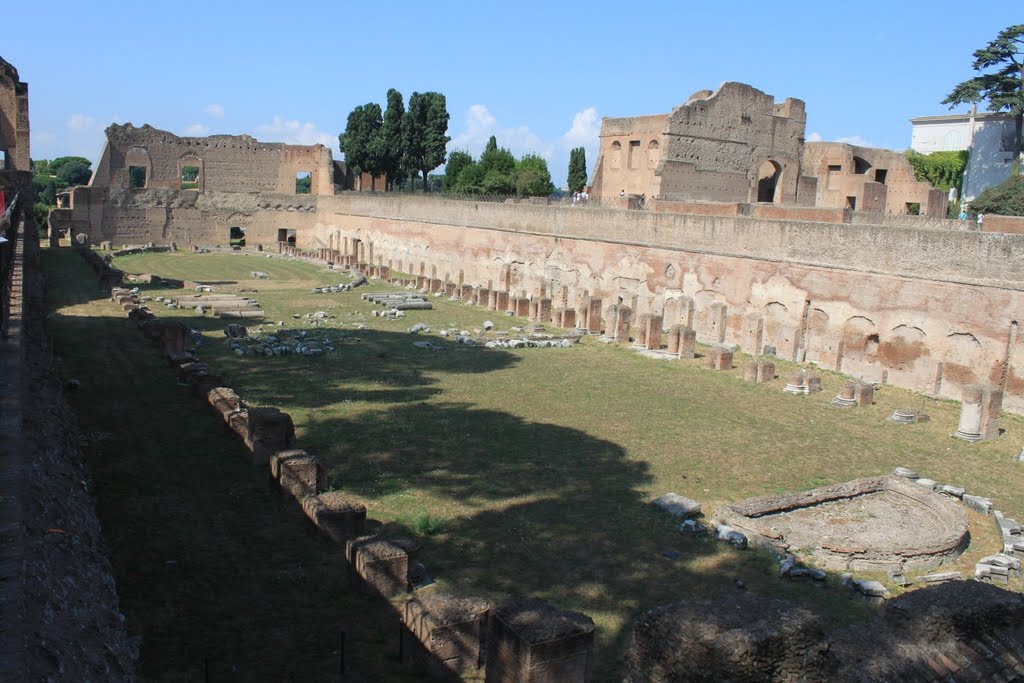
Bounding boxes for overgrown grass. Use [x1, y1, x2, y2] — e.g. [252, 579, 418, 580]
[50, 248, 1024, 680]
[42, 249, 421, 681]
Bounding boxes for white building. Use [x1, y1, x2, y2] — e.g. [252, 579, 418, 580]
[909, 109, 1017, 203]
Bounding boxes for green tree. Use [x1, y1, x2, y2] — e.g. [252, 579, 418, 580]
[943, 24, 1024, 168]
[444, 149, 474, 191]
[49, 156, 91, 177]
[905, 150, 970, 193]
[515, 154, 555, 197]
[31, 159, 50, 175]
[567, 146, 588, 193]
[478, 140, 516, 195]
[32, 175, 60, 205]
[970, 173, 1024, 216]
[381, 88, 406, 191]
[339, 103, 384, 190]
[403, 92, 450, 192]
[454, 162, 485, 194]
[484, 135, 497, 155]
[55, 159, 92, 186]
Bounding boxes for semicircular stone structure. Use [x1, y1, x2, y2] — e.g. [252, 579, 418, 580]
[713, 476, 969, 573]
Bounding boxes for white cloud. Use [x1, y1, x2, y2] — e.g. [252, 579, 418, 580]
[562, 107, 600, 149]
[254, 115, 335, 147]
[205, 103, 225, 118]
[806, 131, 823, 142]
[835, 135, 875, 148]
[33, 131, 57, 145]
[183, 123, 210, 137]
[448, 104, 555, 159]
[67, 113, 96, 130]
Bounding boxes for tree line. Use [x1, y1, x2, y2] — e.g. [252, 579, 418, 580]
[339, 89, 450, 192]
[444, 136, 554, 197]
[31, 156, 94, 230]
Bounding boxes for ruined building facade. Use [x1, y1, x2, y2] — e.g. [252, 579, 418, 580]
[803, 142, 947, 216]
[591, 82, 945, 216]
[0, 56, 29, 173]
[590, 83, 814, 204]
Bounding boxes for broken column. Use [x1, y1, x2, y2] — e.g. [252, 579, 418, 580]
[495, 291, 510, 312]
[955, 384, 1002, 442]
[485, 599, 595, 683]
[671, 326, 696, 359]
[704, 347, 733, 370]
[401, 593, 490, 678]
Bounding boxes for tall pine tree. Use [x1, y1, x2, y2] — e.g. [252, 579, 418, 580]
[567, 146, 588, 193]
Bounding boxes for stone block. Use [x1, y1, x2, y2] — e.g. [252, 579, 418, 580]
[651, 493, 701, 519]
[301, 492, 366, 542]
[495, 290, 509, 312]
[269, 449, 326, 498]
[560, 307, 576, 329]
[704, 347, 733, 370]
[246, 407, 296, 464]
[207, 387, 243, 423]
[743, 360, 759, 382]
[346, 535, 411, 597]
[486, 599, 595, 683]
[402, 593, 490, 677]
[227, 409, 249, 439]
[756, 360, 775, 382]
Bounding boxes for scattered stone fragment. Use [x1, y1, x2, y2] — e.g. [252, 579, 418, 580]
[679, 519, 708, 538]
[962, 493, 994, 515]
[652, 493, 701, 519]
[892, 467, 919, 479]
[915, 572, 961, 584]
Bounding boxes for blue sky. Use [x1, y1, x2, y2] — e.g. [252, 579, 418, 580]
[4, 2, 1020, 187]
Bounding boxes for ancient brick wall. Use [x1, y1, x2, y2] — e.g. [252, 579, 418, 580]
[61, 189, 1024, 414]
[0, 57, 30, 172]
[90, 124, 334, 195]
[804, 141, 949, 216]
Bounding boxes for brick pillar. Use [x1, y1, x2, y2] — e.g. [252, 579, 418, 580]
[561, 308, 576, 329]
[678, 326, 696, 359]
[514, 297, 530, 317]
[486, 599, 595, 683]
[614, 306, 632, 344]
[587, 298, 602, 334]
[402, 594, 490, 678]
[635, 314, 652, 347]
[495, 291, 510, 312]
[645, 315, 663, 350]
[537, 298, 552, 323]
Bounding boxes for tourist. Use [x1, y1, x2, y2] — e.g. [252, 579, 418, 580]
[977, 213, 984, 228]
[959, 208, 967, 221]
[581, 189, 588, 204]
[620, 189, 625, 197]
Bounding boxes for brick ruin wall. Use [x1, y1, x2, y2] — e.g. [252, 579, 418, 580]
[56, 189, 1024, 414]
[90, 124, 334, 195]
[659, 83, 808, 203]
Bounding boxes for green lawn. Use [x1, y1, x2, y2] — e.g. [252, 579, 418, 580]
[46, 247, 1024, 680]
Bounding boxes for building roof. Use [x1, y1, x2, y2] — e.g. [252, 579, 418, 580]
[910, 111, 1013, 124]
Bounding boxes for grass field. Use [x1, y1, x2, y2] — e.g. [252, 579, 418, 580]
[45, 247, 1024, 680]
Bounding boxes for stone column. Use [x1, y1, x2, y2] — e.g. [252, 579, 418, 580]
[495, 291, 510, 312]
